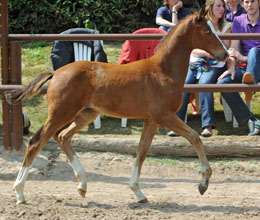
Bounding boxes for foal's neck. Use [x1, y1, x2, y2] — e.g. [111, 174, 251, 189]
[155, 19, 193, 84]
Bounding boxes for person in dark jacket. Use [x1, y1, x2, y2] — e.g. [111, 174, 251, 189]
[50, 28, 107, 71]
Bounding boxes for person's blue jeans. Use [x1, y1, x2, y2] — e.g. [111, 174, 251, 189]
[217, 47, 260, 124]
[246, 47, 260, 82]
[159, 26, 172, 32]
[177, 66, 226, 129]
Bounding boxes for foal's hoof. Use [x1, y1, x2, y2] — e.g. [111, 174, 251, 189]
[16, 193, 26, 205]
[78, 188, 86, 198]
[138, 198, 148, 203]
[198, 183, 208, 195]
[16, 200, 26, 205]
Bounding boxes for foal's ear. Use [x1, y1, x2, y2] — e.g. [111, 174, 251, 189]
[197, 6, 207, 21]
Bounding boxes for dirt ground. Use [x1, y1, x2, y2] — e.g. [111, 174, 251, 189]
[1, 141, 260, 220]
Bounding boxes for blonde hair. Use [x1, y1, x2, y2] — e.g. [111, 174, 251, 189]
[205, 0, 226, 32]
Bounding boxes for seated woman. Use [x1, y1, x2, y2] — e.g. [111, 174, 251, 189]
[168, 0, 232, 137]
[156, 0, 189, 32]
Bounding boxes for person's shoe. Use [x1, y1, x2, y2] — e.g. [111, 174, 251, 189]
[201, 126, 212, 137]
[242, 72, 255, 84]
[167, 131, 179, 137]
[242, 72, 255, 102]
[248, 119, 260, 136]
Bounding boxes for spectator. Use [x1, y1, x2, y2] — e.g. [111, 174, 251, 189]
[217, 0, 260, 136]
[225, 0, 246, 22]
[156, 0, 189, 32]
[168, 0, 232, 137]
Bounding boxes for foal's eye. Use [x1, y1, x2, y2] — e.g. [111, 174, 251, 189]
[205, 30, 210, 34]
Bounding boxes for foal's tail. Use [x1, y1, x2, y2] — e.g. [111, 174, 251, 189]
[4, 71, 53, 105]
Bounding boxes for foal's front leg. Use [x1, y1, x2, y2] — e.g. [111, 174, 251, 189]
[159, 112, 212, 195]
[129, 119, 158, 203]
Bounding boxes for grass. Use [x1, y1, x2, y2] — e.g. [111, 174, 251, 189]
[144, 156, 260, 172]
[3, 41, 260, 137]
[146, 157, 180, 166]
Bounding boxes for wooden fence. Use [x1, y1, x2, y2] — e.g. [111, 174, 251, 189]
[1, 0, 260, 151]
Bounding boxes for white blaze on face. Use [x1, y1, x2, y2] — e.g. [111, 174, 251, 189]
[207, 20, 229, 55]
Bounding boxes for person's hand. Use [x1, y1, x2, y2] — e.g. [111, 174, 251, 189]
[218, 66, 235, 80]
[218, 55, 237, 80]
[172, 1, 183, 12]
[228, 48, 241, 60]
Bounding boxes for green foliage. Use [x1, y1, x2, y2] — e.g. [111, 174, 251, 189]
[8, 0, 206, 34]
[8, 0, 76, 34]
[8, 0, 164, 34]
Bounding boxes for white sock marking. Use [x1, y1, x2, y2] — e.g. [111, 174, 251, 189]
[14, 166, 30, 203]
[129, 165, 146, 201]
[71, 155, 87, 191]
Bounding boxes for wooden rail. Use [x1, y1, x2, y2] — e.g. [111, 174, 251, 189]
[183, 83, 260, 93]
[1, 83, 260, 94]
[6, 33, 260, 41]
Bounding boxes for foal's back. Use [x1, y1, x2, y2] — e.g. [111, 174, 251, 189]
[48, 57, 179, 118]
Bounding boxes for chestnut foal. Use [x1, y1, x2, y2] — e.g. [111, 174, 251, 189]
[5, 8, 228, 204]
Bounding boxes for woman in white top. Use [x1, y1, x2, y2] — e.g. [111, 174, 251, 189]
[168, 0, 232, 137]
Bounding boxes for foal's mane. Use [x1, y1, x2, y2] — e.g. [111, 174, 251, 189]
[156, 12, 198, 52]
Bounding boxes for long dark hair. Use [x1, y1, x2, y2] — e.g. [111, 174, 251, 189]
[205, 0, 227, 32]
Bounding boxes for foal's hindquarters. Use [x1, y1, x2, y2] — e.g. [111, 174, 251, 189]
[13, 74, 96, 204]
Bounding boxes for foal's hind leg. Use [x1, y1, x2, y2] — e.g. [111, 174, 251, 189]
[129, 118, 158, 203]
[158, 112, 212, 195]
[54, 108, 99, 198]
[14, 118, 69, 204]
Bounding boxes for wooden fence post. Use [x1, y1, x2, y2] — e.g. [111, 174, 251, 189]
[10, 41, 23, 151]
[0, 0, 12, 150]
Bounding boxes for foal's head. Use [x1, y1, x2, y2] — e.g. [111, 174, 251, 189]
[191, 7, 229, 61]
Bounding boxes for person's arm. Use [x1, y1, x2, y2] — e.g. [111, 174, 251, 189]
[156, 17, 175, 28]
[191, 49, 215, 59]
[218, 56, 236, 80]
[218, 17, 246, 80]
[229, 39, 247, 62]
[171, 1, 183, 27]
[171, 11, 179, 26]
[155, 13, 180, 29]
[217, 40, 240, 80]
